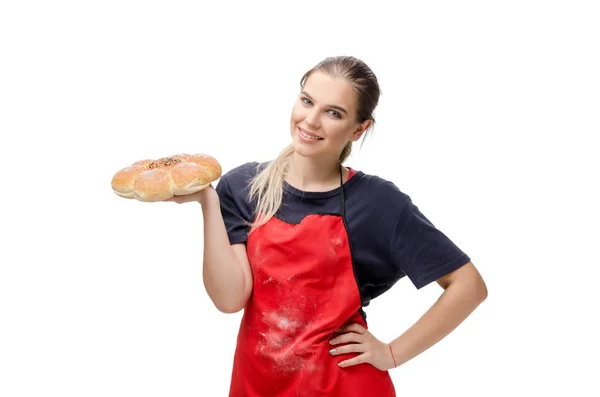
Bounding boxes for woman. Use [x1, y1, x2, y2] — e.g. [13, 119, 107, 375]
[169, 56, 488, 396]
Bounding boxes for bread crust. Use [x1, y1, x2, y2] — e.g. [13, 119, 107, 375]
[111, 153, 222, 202]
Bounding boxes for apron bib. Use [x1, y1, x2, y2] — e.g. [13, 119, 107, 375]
[228, 167, 396, 396]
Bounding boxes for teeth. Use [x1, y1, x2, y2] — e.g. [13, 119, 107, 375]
[300, 129, 322, 140]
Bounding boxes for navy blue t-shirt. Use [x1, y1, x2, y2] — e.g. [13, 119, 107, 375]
[215, 161, 470, 309]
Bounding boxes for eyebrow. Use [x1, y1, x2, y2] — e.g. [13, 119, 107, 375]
[301, 91, 348, 115]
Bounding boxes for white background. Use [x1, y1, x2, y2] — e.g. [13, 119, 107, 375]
[1, 0, 598, 396]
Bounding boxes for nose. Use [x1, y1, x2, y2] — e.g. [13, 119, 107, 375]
[304, 107, 320, 129]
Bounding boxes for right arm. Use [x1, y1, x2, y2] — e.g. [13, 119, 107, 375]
[200, 188, 253, 313]
[169, 187, 253, 313]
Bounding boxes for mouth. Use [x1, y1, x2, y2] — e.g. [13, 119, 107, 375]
[298, 127, 324, 141]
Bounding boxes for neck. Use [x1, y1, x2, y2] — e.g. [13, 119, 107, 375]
[285, 152, 346, 192]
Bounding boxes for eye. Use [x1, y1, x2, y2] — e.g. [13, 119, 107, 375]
[301, 97, 312, 105]
[328, 110, 342, 118]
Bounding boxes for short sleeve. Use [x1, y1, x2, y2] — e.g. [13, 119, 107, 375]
[389, 196, 470, 289]
[214, 176, 252, 245]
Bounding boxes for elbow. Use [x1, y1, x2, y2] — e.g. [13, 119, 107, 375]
[213, 294, 249, 314]
[203, 281, 248, 314]
[216, 302, 245, 314]
[472, 273, 488, 304]
[476, 279, 488, 303]
[450, 261, 488, 303]
[437, 261, 488, 302]
[441, 267, 488, 305]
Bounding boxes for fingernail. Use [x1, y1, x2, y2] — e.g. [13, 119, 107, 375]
[329, 339, 335, 344]
[329, 349, 336, 354]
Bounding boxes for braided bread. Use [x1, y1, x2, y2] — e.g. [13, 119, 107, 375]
[111, 153, 221, 202]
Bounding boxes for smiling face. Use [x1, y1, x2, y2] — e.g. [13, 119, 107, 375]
[290, 70, 371, 161]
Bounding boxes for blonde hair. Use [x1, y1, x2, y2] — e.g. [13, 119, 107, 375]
[248, 56, 380, 229]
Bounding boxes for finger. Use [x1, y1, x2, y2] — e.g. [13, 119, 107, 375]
[337, 353, 369, 368]
[167, 197, 184, 204]
[339, 323, 367, 335]
[334, 323, 366, 334]
[329, 332, 363, 346]
[329, 343, 364, 356]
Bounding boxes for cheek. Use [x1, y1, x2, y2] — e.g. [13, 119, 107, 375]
[290, 103, 303, 123]
[324, 122, 352, 141]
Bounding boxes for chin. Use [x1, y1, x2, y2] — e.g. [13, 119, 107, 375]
[291, 138, 317, 158]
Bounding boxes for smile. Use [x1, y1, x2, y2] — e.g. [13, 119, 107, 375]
[298, 128, 323, 140]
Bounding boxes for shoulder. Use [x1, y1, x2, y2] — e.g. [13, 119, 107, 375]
[217, 161, 266, 190]
[214, 161, 264, 223]
[349, 171, 410, 213]
[219, 161, 263, 181]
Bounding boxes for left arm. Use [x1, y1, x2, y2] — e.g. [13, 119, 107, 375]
[386, 261, 487, 368]
[329, 261, 487, 370]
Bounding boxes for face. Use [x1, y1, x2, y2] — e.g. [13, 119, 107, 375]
[290, 70, 371, 160]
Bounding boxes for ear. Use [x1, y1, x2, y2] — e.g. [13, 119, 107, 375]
[350, 119, 372, 142]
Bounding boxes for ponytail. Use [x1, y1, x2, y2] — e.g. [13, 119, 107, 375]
[248, 141, 353, 230]
[248, 144, 295, 229]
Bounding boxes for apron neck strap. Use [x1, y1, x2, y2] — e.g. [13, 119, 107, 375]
[339, 163, 346, 218]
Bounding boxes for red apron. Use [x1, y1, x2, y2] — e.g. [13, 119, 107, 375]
[228, 169, 396, 396]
